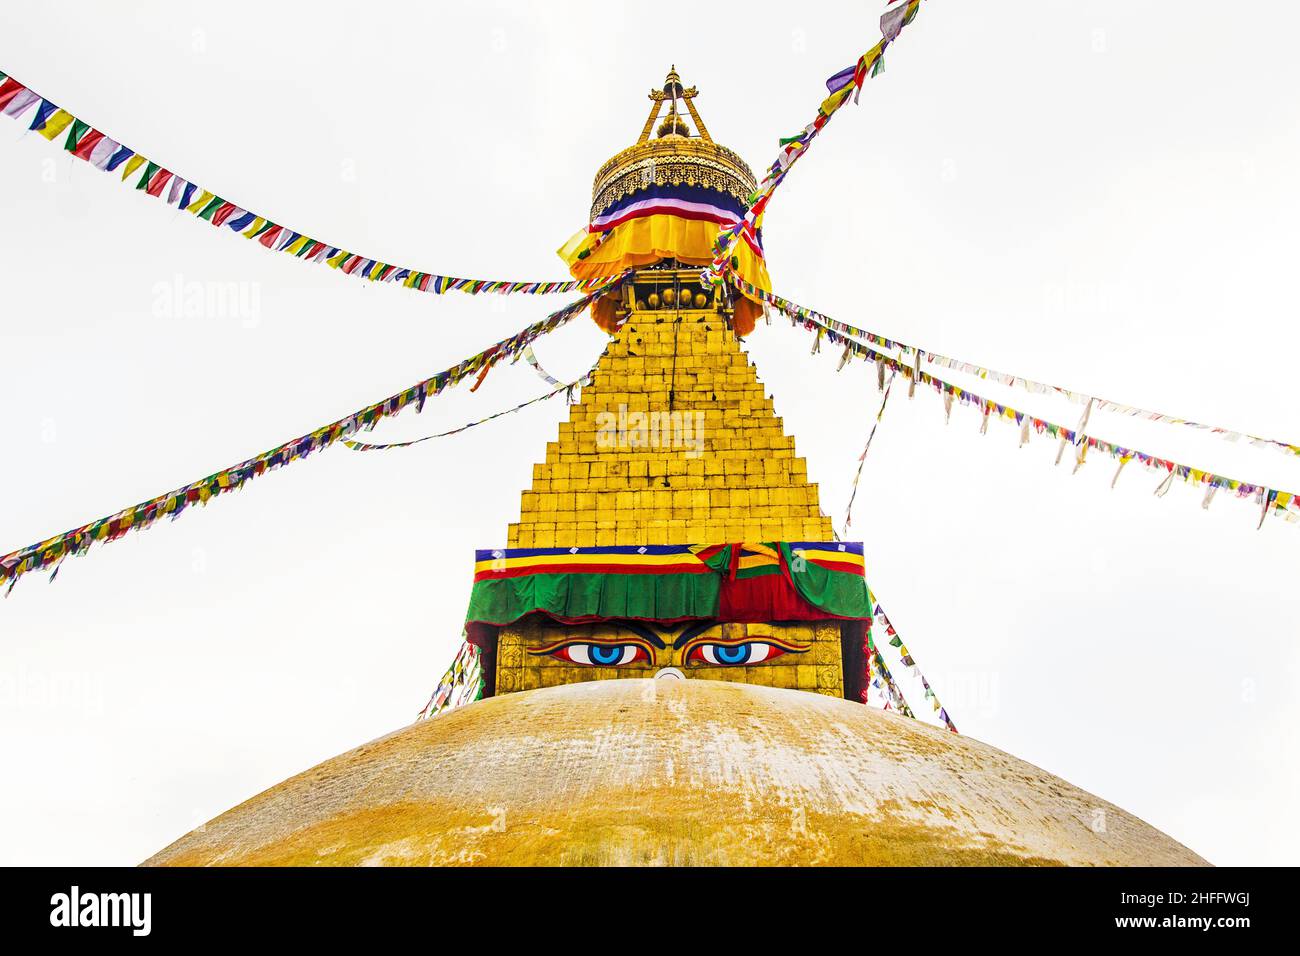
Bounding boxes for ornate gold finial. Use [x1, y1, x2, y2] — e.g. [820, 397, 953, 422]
[591, 68, 753, 222]
[639, 66, 711, 144]
[657, 115, 690, 138]
[662, 65, 684, 98]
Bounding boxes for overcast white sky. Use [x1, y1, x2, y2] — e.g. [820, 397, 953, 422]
[1, 1, 1297, 866]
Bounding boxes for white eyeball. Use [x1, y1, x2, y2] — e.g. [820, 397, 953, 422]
[698, 642, 775, 665]
[567, 644, 639, 666]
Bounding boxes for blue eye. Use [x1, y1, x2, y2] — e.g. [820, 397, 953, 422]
[688, 642, 785, 665]
[714, 644, 750, 664]
[589, 644, 626, 666]
[536, 643, 651, 666]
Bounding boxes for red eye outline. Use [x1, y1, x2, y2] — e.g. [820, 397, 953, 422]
[681, 636, 810, 666]
[527, 639, 655, 667]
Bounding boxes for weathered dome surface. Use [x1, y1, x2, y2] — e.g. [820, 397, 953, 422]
[144, 680, 1207, 866]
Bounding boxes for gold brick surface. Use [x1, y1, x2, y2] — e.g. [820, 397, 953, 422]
[507, 281, 834, 547]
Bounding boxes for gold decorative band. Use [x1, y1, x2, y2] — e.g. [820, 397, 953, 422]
[590, 139, 757, 221]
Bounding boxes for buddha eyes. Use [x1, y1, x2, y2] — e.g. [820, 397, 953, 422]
[543, 643, 651, 666]
[528, 635, 808, 667]
[686, 642, 788, 666]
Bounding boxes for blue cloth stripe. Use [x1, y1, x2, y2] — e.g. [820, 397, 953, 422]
[789, 541, 864, 555]
[473, 542, 861, 562]
[596, 181, 748, 221]
[475, 545, 696, 562]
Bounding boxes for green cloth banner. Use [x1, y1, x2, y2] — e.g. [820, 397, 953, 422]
[465, 570, 721, 625]
[464, 542, 872, 631]
[780, 542, 873, 619]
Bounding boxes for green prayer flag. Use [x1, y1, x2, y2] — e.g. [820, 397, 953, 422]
[63, 119, 89, 151]
[196, 195, 225, 221]
[135, 161, 160, 189]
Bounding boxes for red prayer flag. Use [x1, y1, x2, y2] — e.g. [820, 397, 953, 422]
[0, 78, 25, 110]
[144, 167, 172, 197]
[210, 201, 237, 227]
[71, 128, 105, 161]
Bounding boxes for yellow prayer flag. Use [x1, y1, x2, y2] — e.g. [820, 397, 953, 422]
[37, 109, 74, 141]
[185, 189, 214, 213]
[120, 154, 147, 181]
[556, 227, 596, 266]
[240, 216, 266, 238]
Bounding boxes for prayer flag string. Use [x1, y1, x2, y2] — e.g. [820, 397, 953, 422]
[730, 274, 1300, 461]
[873, 598, 957, 733]
[0, 277, 627, 594]
[342, 372, 593, 452]
[756, 280, 1300, 528]
[705, 0, 924, 288]
[419, 638, 484, 718]
[866, 623, 914, 718]
[843, 367, 897, 533]
[0, 69, 622, 298]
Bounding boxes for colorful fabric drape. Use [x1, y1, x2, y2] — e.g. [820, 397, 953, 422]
[463, 541, 870, 646]
[730, 273, 1300, 461]
[0, 68, 622, 298]
[779, 542, 873, 618]
[559, 180, 772, 335]
[467, 545, 722, 639]
[564, 210, 769, 291]
[0, 279, 627, 594]
[697, 542, 871, 622]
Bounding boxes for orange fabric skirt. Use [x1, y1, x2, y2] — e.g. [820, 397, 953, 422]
[560, 214, 770, 336]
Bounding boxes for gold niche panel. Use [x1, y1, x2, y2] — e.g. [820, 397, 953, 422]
[495, 619, 845, 697]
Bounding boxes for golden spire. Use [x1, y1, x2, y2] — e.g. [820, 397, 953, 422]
[639, 66, 712, 143]
[593, 69, 753, 225]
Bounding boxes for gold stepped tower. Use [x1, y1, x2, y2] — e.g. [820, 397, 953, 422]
[510, 267, 834, 550]
[494, 267, 846, 700]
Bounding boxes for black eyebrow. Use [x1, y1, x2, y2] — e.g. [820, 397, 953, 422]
[615, 622, 668, 649]
[670, 621, 718, 648]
